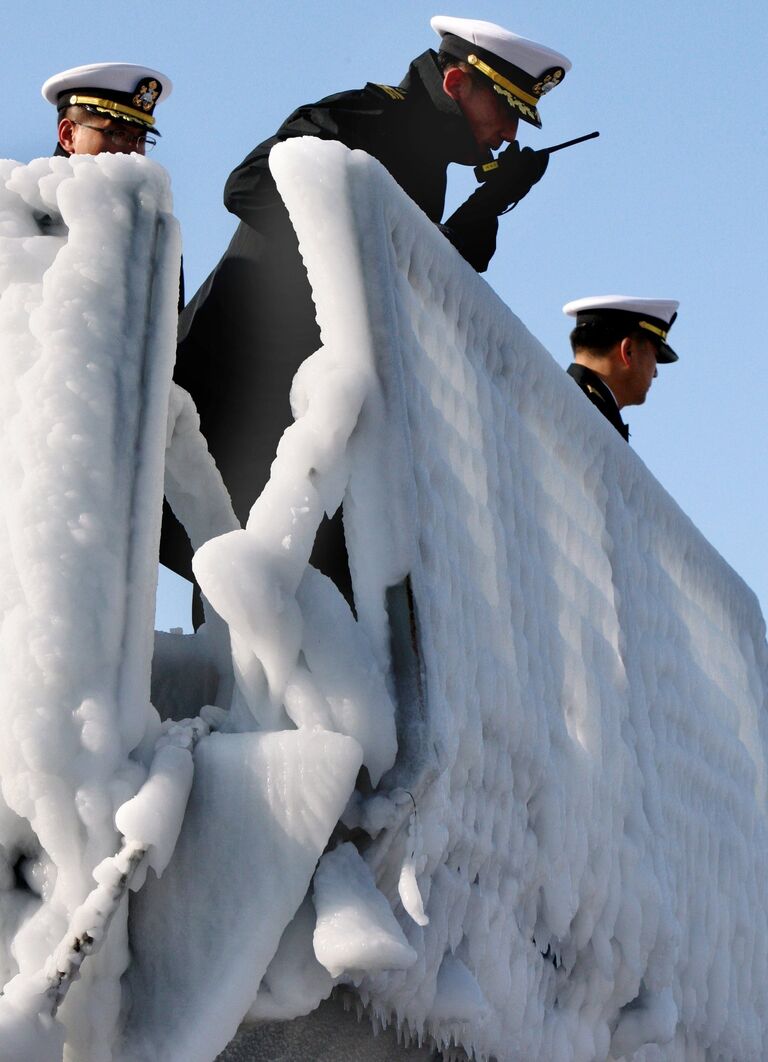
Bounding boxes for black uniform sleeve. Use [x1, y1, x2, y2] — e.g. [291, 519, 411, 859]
[439, 211, 499, 274]
[224, 89, 394, 228]
[440, 144, 549, 272]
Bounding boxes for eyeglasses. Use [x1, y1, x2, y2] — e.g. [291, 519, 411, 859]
[71, 120, 157, 152]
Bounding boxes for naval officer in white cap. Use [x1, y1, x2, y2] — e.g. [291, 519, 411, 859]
[431, 15, 570, 134]
[222, 14, 572, 277]
[162, 15, 574, 613]
[428, 16, 572, 267]
[42, 62, 172, 158]
[563, 296, 680, 441]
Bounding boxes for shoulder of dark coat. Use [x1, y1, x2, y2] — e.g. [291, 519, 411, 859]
[364, 82, 408, 103]
[282, 82, 409, 128]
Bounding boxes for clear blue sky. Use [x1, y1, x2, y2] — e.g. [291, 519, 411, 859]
[5, 0, 767, 630]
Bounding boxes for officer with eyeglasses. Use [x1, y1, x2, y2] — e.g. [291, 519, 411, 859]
[42, 62, 171, 157]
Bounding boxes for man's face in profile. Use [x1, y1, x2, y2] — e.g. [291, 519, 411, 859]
[625, 335, 660, 406]
[443, 67, 520, 159]
[460, 81, 520, 152]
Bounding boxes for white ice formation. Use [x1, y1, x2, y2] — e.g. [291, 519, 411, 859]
[0, 153, 182, 1060]
[0, 140, 767, 1062]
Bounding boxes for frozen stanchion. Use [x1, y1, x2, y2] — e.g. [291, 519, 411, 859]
[0, 152, 182, 1059]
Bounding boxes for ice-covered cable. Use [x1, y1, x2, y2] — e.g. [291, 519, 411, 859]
[0, 717, 207, 1040]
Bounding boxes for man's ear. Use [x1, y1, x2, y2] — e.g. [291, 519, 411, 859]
[58, 117, 76, 154]
[442, 66, 469, 102]
[618, 336, 633, 368]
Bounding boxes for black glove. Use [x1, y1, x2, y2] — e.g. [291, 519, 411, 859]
[472, 142, 549, 215]
[439, 144, 548, 273]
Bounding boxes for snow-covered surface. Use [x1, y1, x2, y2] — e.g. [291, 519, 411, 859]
[119, 729, 362, 1062]
[312, 842, 417, 978]
[2, 140, 768, 1062]
[263, 139, 768, 1061]
[0, 154, 181, 1058]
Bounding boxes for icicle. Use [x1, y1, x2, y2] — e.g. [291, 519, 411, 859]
[397, 804, 429, 927]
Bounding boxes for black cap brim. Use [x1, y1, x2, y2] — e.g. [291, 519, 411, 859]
[657, 341, 678, 364]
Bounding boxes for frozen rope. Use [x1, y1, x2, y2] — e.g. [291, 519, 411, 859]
[0, 716, 210, 1028]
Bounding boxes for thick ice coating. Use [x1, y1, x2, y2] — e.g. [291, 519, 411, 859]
[3, 138, 768, 1062]
[266, 139, 768, 1061]
[0, 153, 181, 1058]
[312, 843, 417, 978]
[120, 730, 363, 1062]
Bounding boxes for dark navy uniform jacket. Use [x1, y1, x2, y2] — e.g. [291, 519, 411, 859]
[567, 363, 629, 441]
[223, 50, 498, 269]
[161, 52, 500, 594]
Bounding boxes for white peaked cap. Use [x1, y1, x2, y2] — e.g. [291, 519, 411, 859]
[42, 63, 172, 129]
[563, 295, 680, 363]
[563, 296, 679, 324]
[431, 15, 571, 127]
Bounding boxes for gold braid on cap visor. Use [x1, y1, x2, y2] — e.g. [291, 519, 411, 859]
[466, 54, 540, 107]
[68, 95, 156, 127]
[638, 320, 669, 341]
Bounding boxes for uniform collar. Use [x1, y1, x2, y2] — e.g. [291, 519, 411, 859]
[400, 50, 485, 163]
[597, 376, 619, 410]
[567, 363, 630, 441]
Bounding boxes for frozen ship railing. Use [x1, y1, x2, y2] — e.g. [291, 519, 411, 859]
[1, 144, 768, 1062]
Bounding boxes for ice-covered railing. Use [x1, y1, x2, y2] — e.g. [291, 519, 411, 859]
[0, 154, 234, 1058]
[189, 140, 768, 1062]
[3, 140, 768, 1062]
[0, 154, 184, 1058]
